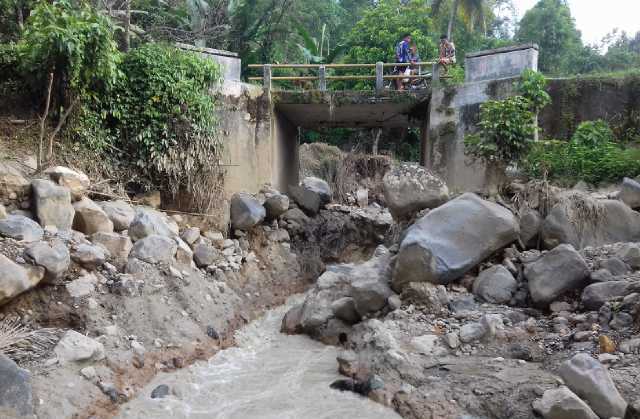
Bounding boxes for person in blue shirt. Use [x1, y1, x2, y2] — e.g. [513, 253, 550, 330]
[394, 33, 412, 90]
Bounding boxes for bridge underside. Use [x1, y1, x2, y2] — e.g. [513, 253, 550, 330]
[271, 89, 431, 129]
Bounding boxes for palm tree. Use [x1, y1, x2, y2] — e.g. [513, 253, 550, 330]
[431, 0, 487, 40]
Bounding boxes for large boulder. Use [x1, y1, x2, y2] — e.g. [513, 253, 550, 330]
[392, 193, 519, 290]
[289, 177, 332, 215]
[619, 177, 640, 209]
[533, 386, 598, 419]
[0, 162, 30, 199]
[128, 208, 177, 241]
[129, 235, 177, 264]
[616, 243, 640, 270]
[44, 166, 89, 200]
[54, 330, 105, 364]
[559, 353, 627, 419]
[73, 197, 114, 235]
[193, 242, 223, 268]
[286, 246, 392, 340]
[98, 200, 135, 232]
[24, 240, 70, 281]
[90, 232, 133, 261]
[264, 193, 290, 219]
[525, 244, 589, 306]
[71, 244, 107, 270]
[541, 193, 640, 249]
[230, 193, 265, 230]
[0, 214, 44, 242]
[581, 281, 636, 310]
[0, 354, 33, 416]
[472, 265, 517, 304]
[382, 163, 449, 219]
[519, 208, 542, 248]
[31, 179, 75, 230]
[0, 254, 44, 305]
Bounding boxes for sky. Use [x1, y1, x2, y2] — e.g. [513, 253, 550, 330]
[512, 0, 640, 45]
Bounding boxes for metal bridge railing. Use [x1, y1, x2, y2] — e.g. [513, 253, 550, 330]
[247, 62, 441, 93]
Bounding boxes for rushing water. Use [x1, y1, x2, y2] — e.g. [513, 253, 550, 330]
[118, 296, 400, 419]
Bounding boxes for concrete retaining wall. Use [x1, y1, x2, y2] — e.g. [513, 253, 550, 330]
[465, 44, 538, 83]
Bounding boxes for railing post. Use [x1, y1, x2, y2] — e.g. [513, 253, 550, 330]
[432, 62, 440, 83]
[263, 64, 272, 91]
[318, 65, 327, 91]
[375, 62, 384, 94]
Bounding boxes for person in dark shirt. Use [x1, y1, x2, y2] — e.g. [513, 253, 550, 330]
[394, 33, 412, 90]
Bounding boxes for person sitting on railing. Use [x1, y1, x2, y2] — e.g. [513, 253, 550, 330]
[438, 34, 456, 74]
[394, 33, 412, 90]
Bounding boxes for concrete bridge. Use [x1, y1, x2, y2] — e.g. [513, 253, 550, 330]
[185, 43, 540, 197]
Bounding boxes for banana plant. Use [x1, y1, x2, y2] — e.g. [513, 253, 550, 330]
[296, 23, 346, 64]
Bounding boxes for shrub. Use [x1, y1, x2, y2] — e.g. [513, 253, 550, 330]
[523, 120, 640, 184]
[464, 69, 551, 166]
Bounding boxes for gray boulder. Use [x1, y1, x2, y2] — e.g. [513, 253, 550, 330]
[90, 232, 133, 261]
[616, 243, 640, 270]
[472, 265, 517, 304]
[289, 177, 332, 215]
[0, 354, 33, 416]
[0, 254, 44, 306]
[533, 386, 598, 419]
[180, 227, 201, 246]
[559, 353, 627, 419]
[230, 193, 265, 230]
[0, 215, 44, 242]
[44, 166, 89, 200]
[129, 235, 177, 264]
[0, 163, 30, 200]
[193, 242, 222, 268]
[54, 330, 105, 364]
[392, 193, 519, 290]
[24, 240, 70, 281]
[519, 208, 542, 248]
[382, 163, 449, 219]
[264, 193, 290, 219]
[542, 194, 640, 249]
[31, 179, 74, 230]
[598, 257, 629, 276]
[525, 244, 589, 306]
[289, 246, 391, 339]
[129, 208, 177, 241]
[581, 281, 635, 310]
[619, 177, 640, 209]
[72, 243, 107, 270]
[98, 200, 135, 232]
[73, 197, 114, 235]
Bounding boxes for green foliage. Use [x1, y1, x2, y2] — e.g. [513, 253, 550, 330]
[518, 68, 551, 112]
[464, 69, 550, 165]
[465, 96, 536, 163]
[524, 120, 640, 184]
[0, 42, 19, 81]
[109, 43, 222, 168]
[17, 0, 120, 95]
[515, 0, 582, 75]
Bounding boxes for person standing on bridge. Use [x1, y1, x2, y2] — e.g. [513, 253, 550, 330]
[394, 33, 412, 90]
[438, 34, 456, 75]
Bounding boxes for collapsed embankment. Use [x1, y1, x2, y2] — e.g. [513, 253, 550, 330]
[0, 148, 394, 418]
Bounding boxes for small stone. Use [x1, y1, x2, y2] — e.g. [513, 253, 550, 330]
[151, 384, 170, 399]
[206, 326, 219, 340]
[80, 366, 97, 382]
[599, 335, 616, 354]
[445, 332, 460, 349]
[459, 322, 486, 343]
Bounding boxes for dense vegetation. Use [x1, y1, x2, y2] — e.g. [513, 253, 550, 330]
[0, 0, 639, 184]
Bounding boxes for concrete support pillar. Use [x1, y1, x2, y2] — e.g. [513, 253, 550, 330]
[263, 64, 272, 91]
[419, 111, 430, 167]
[318, 65, 327, 91]
[375, 62, 384, 94]
[432, 63, 440, 83]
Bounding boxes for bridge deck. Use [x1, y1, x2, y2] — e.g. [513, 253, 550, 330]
[271, 89, 431, 129]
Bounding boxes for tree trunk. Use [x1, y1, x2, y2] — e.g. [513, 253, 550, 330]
[124, 0, 131, 51]
[16, 6, 24, 30]
[447, 0, 459, 40]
